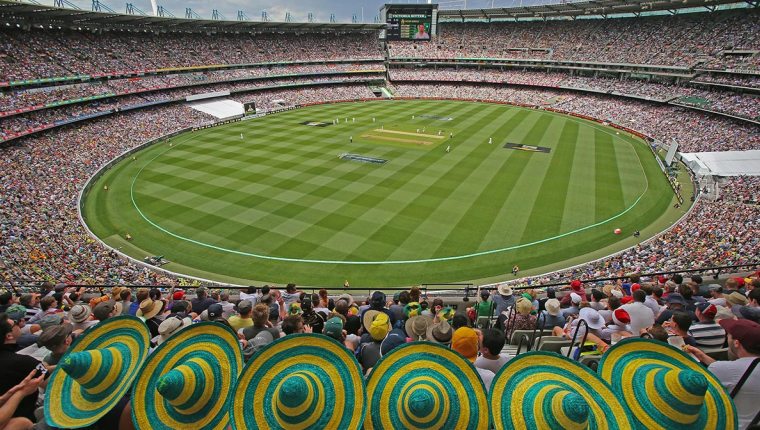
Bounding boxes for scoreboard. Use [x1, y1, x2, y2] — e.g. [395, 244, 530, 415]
[383, 4, 436, 41]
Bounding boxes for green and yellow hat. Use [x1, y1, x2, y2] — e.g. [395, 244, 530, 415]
[489, 351, 635, 430]
[44, 316, 150, 429]
[231, 333, 366, 430]
[365, 341, 489, 430]
[131, 322, 244, 430]
[598, 338, 737, 430]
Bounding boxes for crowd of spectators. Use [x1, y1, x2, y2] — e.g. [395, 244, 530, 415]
[0, 30, 384, 82]
[0, 62, 385, 114]
[1, 276, 759, 428]
[389, 9, 760, 70]
[0, 83, 374, 285]
[1, 75, 379, 140]
[693, 74, 760, 89]
[393, 83, 759, 152]
[718, 176, 760, 204]
[389, 67, 760, 120]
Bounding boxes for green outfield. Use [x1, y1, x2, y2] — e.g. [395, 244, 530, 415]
[82, 99, 684, 287]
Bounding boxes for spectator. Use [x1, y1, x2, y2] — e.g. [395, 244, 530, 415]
[0, 313, 42, 423]
[666, 311, 697, 347]
[68, 304, 97, 331]
[451, 327, 494, 393]
[228, 300, 254, 332]
[687, 319, 760, 430]
[281, 315, 308, 335]
[472, 291, 495, 328]
[242, 304, 280, 341]
[190, 287, 216, 315]
[689, 303, 727, 353]
[541, 298, 565, 329]
[475, 328, 511, 374]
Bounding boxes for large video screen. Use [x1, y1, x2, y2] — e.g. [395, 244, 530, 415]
[386, 6, 433, 41]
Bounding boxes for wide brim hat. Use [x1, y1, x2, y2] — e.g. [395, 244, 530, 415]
[489, 351, 635, 430]
[365, 341, 488, 430]
[579, 307, 605, 330]
[131, 322, 243, 430]
[137, 298, 163, 319]
[363, 309, 381, 332]
[497, 284, 513, 296]
[45, 316, 150, 429]
[405, 315, 432, 341]
[231, 333, 366, 430]
[426, 320, 453, 344]
[598, 338, 737, 430]
[69, 304, 91, 323]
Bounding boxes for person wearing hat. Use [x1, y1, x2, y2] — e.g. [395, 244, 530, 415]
[37, 323, 75, 366]
[451, 327, 494, 393]
[361, 292, 395, 329]
[561, 292, 583, 319]
[323, 316, 346, 343]
[300, 294, 327, 335]
[0, 312, 44, 423]
[492, 284, 515, 315]
[507, 297, 536, 339]
[228, 300, 254, 332]
[689, 302, 726, 353]
[727, 291, 750, 317]
[560, 280, 588, 308]
[687, 319, 760, 429]
[540, 298, 565, 329]
[68, 304, 97, 332]
[94, 300, 123, 323]
[707, 284, 727, 307]
[405, 314, 432, 341]
[426, 319, 453, 345]
[154, 314, 192, 346]
[136, 298, 165, 338]
[358, 313, 390, 373]
[737, 289, 760, 323]
[655, 292, 694, 325]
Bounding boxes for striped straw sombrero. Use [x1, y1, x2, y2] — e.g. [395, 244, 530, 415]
[597, 338, 737, 430]
[365, 341, 489, 430]
[44, 316, 150, 429]
[231, 333, 366, 430]
[489, 351, 635, 430]
[131, 322, 244, 430]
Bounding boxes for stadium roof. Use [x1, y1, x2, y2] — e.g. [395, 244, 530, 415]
[0, 0, 384, 31]
[438, 0, 754, 20]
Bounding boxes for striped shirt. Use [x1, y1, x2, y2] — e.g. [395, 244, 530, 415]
[688, 322, 726, 353]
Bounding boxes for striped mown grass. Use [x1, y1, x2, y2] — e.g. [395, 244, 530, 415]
[83, 100, 676, 287]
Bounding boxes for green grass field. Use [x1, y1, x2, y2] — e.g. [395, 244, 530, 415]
[83, 100, 685, 287]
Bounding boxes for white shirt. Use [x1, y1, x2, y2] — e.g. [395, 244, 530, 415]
[476, 367, 495, 393]
[620, 302, 655, 334]
[708, 357, 760, 429]
[475, 354, 511, 375]
[644, 296, 661, 319]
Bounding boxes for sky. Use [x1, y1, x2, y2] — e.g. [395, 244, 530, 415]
[58, 0, 557, 23]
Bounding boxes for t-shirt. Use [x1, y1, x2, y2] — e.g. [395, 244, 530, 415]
[492, 294, 515, 317]
[688, 322, 726, 353]
[540, 312, 566, 330]
[475, 354, 511, 375]
[228, 315, 253, 332]
[708, 357, 760, 430]
[474, 300, 495, 318]
[0, 345, 41, 421]
[242, 325, 280, 341]
[476, 367, 495, 393]
[191, 297, 216, 315]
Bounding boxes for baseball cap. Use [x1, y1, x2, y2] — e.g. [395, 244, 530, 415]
[207, 303, 224, 320]
[237, 300, 253, 313]
[719, 319, 760, 351]
[570, 293, 582, 304]
[570, 280, 583, 291]
[695, 302, 717, 319]
[666, 293, 686, 305]
[93, 301, 116, 321]
[172, 290, 185, 300]
[323, 317, 344, 339]
[39, 314, 63, 329]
